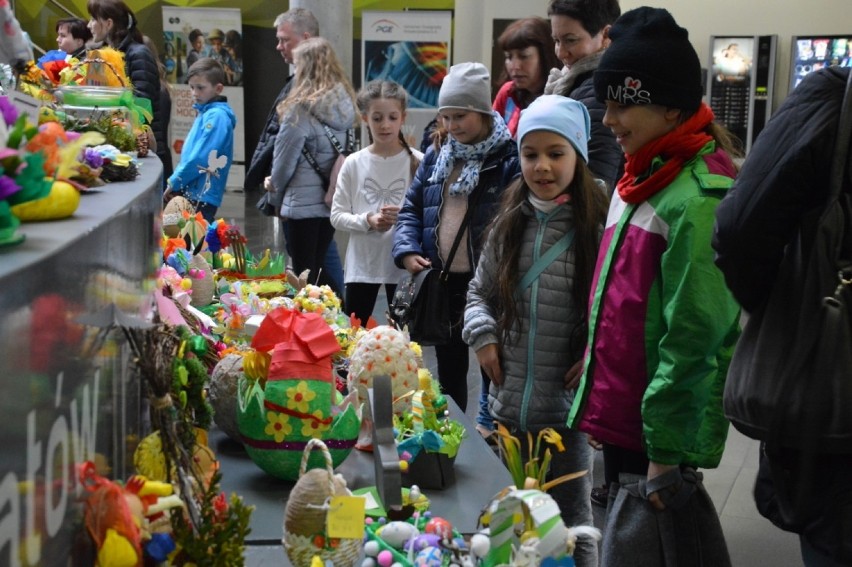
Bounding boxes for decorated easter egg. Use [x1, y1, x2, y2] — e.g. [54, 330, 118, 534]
[188, 254, 214, 307]
[162, 195, 193, 237]
[363, 540, 381, 557]
[208, 354, 244, 441]
[349, 326, 419, 414]
[237, 309, 360, 481]
[424, 517, 453, 541]
[11, 179, 80, 221]
[378, 521, 419, 549]
[237, 375, 360, 480]
[413, 546, 443, 567]
[406, 533, 441, 553]
[470, 533, 491, 557]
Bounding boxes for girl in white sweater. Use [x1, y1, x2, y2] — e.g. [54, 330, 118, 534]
[331, 80, 423, 325]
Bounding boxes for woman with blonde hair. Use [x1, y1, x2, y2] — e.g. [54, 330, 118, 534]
[268, 37, 357, 296]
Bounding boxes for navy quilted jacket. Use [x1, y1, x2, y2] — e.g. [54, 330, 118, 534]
[393, 140, 520, 271]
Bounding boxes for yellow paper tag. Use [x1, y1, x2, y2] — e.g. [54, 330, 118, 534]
[326, 496, 365, 539]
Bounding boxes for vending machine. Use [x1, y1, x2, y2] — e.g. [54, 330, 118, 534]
[707, 35, 777, 154]
[790, 34, 852, 92]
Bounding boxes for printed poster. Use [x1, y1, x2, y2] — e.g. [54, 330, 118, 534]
[163, 7, 245, 189]
[362, 11, 452, 149]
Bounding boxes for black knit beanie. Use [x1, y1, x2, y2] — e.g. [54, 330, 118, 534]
[594, 7, 703, 113]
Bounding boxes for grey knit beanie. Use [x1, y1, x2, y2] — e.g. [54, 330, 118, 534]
[438, 62, 493, 114]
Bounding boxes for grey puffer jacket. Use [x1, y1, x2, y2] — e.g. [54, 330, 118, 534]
[270, 83, 356, 219]
[463, 201, 584, 431]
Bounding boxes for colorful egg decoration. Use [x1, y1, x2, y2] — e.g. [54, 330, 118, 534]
[349, 326, 420, 414]
[237, 308, 360, 480]
[413, 546, 443, 567]
[424, 517, 453, 541]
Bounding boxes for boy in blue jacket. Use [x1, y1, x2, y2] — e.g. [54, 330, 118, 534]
[166, 57, 236, 222]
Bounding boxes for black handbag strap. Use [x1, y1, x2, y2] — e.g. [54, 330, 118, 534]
[440, 182, 486, 281]
[301, 145, 330, 188]
[301, 116, 355, 188]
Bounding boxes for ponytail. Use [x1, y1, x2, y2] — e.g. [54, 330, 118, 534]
[398, 131, 422, 179]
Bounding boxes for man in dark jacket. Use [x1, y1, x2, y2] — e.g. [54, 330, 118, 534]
[244, 8, 318, 191]
[244, 8, 343, 292]
[713, 66, 852, 566]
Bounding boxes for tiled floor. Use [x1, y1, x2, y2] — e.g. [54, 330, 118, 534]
[220, 191, 805, 566]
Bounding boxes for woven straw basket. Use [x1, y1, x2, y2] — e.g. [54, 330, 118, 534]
[282, 439, 362, 567]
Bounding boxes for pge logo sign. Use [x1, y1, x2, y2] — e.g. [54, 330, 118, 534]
[372, 19, 398, 33]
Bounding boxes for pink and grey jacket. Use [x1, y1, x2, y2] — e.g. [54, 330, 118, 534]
[568, 141, 741, 469]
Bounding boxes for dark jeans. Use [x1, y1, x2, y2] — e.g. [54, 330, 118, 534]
[477, 374, 495, 431]
[345, 282, 396, 326]
[286, 217, 339, 295]
[433, 272, 472, 413]
[282, 219, 344, 295]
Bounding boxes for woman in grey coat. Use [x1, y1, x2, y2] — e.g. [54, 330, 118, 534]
[269, 38, 357, 294]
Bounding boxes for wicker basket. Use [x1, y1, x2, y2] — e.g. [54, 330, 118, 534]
[282, 439, 362, 567]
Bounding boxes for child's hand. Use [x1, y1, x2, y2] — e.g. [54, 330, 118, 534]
[647, 461, 680, 511]
[564, 359, 584, 390]
[476, 344, 503, 386]
[380, 205, 400, 224]
[402, 254, 431, 273]
[368, 212, 393, 232]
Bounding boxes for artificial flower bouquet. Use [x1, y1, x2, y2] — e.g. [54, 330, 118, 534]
[0, 95, 110, 243]
[19, 47, 153, 155]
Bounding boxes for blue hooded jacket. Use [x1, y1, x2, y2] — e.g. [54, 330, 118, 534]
[168, 96, 236, 207]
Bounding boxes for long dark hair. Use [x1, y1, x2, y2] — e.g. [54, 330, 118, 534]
[496, 17, 561, 101]
[489, 161, 609, 355]
[87, 0, 142, 47]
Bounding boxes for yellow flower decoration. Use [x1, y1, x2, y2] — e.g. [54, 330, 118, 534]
[301, 410, 330, 438]
[540, 428, 566, 452]
[243, 350, 271, 383]
[286, 381, 316, 414]
[409, 341, 423, 359]
[264, 412, 292, 443]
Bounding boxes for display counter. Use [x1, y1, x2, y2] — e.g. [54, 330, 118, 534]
[213, 397, 514, 564]
[0, 158, 162, 567]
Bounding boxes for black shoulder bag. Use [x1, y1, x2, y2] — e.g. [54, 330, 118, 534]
[723, 69, 852, 530]
[389, 185, 485, 346]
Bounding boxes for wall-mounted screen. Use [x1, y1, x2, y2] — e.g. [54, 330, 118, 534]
[790, 35, 852, 91]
